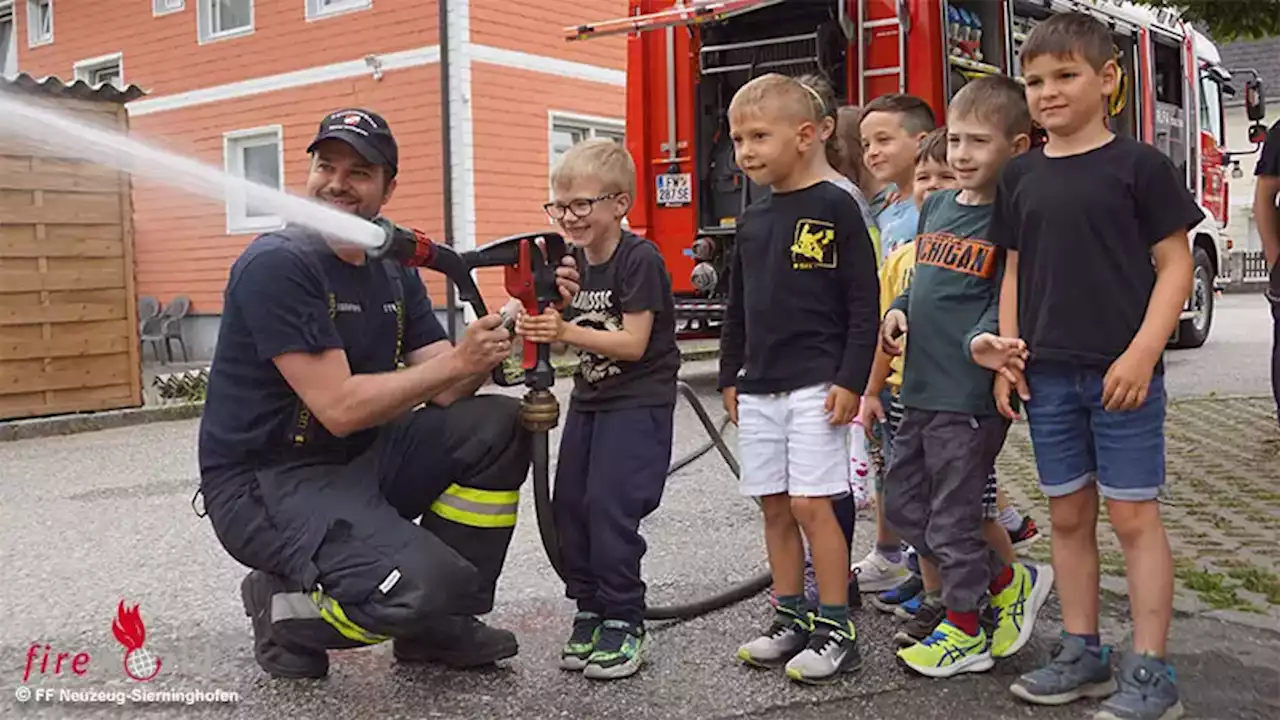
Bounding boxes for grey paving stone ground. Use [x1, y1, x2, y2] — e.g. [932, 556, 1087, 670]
[3, 367, 1278, 719]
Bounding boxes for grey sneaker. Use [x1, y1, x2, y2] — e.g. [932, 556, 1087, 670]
[1093, 652, 1184, 720]
[1009, 634, 1118, 706]
[893, 595, 945, 648]
[784, 615, 862, 684]
[737, 607, 809, 667]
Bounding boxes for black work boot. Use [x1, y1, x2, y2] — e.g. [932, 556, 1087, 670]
[393, 615, 518, 668]
[241, 570, 329, 679]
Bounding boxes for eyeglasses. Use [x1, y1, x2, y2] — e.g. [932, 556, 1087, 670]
[543, 192, 622, 220]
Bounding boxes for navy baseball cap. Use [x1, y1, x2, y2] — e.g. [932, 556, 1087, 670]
[307, 108, 399, 177]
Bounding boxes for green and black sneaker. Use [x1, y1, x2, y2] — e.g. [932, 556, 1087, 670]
[583, 619, 650, 680]
[560, 611, 603, 671]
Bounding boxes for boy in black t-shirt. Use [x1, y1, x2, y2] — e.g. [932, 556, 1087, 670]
[517, 138, 680, 681]
[985, 13, 1202, 719]
[719, 73, 880, 684]
[880, 75, 1053, 679]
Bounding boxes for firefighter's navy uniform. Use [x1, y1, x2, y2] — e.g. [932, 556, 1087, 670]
[195, 215, 530, 678]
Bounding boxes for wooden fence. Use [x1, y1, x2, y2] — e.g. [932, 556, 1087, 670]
[0, 91, 142, 421]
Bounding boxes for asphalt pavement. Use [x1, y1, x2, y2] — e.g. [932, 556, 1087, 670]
[2, 291, 1277, 719]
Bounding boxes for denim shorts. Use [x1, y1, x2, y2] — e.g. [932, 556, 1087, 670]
[1024, 361, 1167, 502]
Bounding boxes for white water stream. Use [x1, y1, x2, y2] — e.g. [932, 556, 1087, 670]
[0, 90, 386, 249]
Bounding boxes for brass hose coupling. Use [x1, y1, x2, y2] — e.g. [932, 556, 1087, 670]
[520, 389, 560, 433]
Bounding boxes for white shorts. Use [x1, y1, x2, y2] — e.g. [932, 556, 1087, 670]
[737, 383, 851, 498]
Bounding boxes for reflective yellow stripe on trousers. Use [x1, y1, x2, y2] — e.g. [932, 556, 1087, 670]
[429, 484, 520, 528]
[310, 591, 389, 645]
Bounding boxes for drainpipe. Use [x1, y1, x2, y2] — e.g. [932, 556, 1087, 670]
[439, 0, 458, 341]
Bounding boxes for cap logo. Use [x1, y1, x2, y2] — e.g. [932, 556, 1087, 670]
[342, 114, 361, 125]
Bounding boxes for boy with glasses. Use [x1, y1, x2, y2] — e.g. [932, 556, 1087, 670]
[518, 138, 680, 680]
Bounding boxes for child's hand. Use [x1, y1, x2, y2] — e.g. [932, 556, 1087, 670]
[1102, 349, 1155, 412]
[722, 387, 739, 425]
[516, 306, 565, 344]
[880, 309, 908, 356]
[857, 393, 885, 439]
[825, 385, 859, 426]
[970, 333, 1028, 385]
[552, 255, 580, 310]
[992, 373, 1026, 420]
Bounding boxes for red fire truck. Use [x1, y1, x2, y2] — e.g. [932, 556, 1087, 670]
[565, 0, 1269, 348]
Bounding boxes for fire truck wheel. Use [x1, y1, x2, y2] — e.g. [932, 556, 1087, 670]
[1172, 246, 1214, 350]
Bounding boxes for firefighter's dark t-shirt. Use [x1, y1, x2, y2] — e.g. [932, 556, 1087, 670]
[563, 231, 680, 410]
[197, 227, 447, 481]
[989, 136, 1204, 371]
[718, 180, 880, 395]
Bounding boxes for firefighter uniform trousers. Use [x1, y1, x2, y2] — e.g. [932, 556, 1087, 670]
[208, 395, 531, 652]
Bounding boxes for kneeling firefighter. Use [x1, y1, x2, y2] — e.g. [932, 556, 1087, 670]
[194, 108, 580, 679]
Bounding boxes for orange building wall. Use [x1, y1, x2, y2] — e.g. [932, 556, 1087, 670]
[17, 0, 438, 97]
[470, 0, 626, 70]
[127, 67, 444, 313]
[13, 0, 630, 327]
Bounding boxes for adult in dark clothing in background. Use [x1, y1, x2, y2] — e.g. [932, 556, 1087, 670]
[196, 109, 579, 679]
[1252, 119, 1280, 424]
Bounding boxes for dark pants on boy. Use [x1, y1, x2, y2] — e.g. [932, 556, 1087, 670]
[883, 408, 1010, 612]
[554, 404, 675, 625]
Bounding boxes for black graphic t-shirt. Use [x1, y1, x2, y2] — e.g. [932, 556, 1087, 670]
[563, 231, 680, 410]
[198, 227, 447, 481]
[889, 189, 1003, 416]
[990, 137, 1204, 371]
[718, 181, 880, 395]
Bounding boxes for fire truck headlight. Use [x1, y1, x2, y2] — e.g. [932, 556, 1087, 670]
[691, 236, 717, 261]
[691, 262, 718, 293]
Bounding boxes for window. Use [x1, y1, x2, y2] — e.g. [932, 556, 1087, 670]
[549, 113, 625, 168]
[198, 0, 252, 43]
[74, 53, 123, 90]
[0, 2, 16, 78]
[224, 126, 283, 233]
[26, 0, 50, 47]
[306, 0, 371, 20]
[1199, 70, 1224, 146]
[154, 0, 184, 16]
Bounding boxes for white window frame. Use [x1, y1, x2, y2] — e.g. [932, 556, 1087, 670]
[0, 1, 18, 78]
[305, 0, 371, 22]
[223, 125, 285, 235]
[73, 51, 123, 89]
[26, 0, 51, 47]
[198, 0, 253, 44]
[153, 0, 185, 17]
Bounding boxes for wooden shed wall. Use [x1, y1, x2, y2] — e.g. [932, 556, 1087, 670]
[0, 94, 141, 421]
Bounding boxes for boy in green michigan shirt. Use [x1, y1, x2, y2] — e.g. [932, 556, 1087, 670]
[878, 76, 1053, 678]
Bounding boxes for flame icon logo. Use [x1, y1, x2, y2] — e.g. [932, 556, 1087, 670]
[112, 600, 162, 682]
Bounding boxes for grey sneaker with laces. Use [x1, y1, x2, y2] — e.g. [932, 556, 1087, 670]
[784, 615, 862, 684]
[737, 606, 809, 667]
[1093, 652, 1184, 720]
[1009, 634, 1118, 706]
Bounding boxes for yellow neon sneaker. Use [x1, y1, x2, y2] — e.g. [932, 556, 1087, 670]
[896, 619, 993, 678]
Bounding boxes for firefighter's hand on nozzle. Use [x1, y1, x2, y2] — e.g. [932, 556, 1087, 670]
[516, 306, 566, 344]
[456, 313, 513, 374]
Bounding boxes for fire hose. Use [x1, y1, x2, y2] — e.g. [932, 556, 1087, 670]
[370, 219, 773, 620]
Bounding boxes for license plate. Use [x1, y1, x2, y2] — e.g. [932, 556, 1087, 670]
[656, 172, 692, 207]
